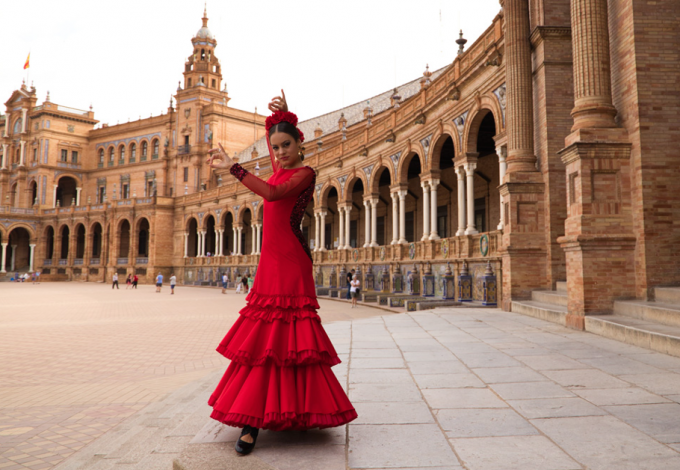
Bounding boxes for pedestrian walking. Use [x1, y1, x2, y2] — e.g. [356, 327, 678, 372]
[346, 268, 354, 300]
[132, 274, 138, 289]
[247, 273, 254, 294]
[350, 274, 361, 308]
[206, 91, 355, 455]
[156, 272, 163, 293]
[125, 274, 132, 289]
[170, 273, 176, 295]
[221, 273, 228, 294]
[112, 272, 119, 289]
[241, 275, 248, 294]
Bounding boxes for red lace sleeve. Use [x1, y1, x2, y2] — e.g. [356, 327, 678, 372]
[230, 164, 314, 202]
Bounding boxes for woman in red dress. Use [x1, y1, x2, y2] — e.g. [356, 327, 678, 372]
[206, 91, 357, 455]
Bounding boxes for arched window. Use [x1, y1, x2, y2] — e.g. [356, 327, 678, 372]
[108, 147, 114, 166]
[141, 141, 148, 161]
[98, 149, 104, 166]
[13, 118, 22, 134]
[152, 139, 159, 158]
[119, 145, 125, 164]
[130, 143, 136, 162]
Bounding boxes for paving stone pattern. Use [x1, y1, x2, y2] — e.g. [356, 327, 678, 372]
[3, 283, 680, 469]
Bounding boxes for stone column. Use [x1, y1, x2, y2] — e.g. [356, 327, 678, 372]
[1, 144, 7, 169]
[256, 223, 262, 254]
[237, 226, 243, 254]
[21, 108, 27, 133]
[0, 242, 7, 273]
[29, 244, 35, 273]
[363, 200, 371, 247]
[370, 198, 379, 247]
[215, 229, 221, 256]
[52, 185, 58, 208]
[251, 224, 257, 254]
[314, 213, 320, 251]
[76, 188, 82, 206]
[497, 146, 507, 229]
[200, 231, 206, 257]
[338, 206, 345, 250]
[232, 227, 237, 255]
[421, 180, 430, 241]
[344, 205, 352, 249]
[429, 179, 440, 240]
[19, 141, 25, 166]
[505, 0, 536, 173]
[319, 211, 327, 251]
[390, 192, 399, 245]
[398, 190, 407, 244]
[455, 167, 466, 236]
[569, 0, 617, 130]
[465, 163, 478, 235]
[10, 245, 17, 271]
[180, 233, 186, 258]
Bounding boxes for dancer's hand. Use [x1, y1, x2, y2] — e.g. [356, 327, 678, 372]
[268, 89, 288, 113]
[207, 143, 234, 169]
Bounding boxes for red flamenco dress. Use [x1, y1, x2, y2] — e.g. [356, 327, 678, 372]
[208, 147, 357, 431]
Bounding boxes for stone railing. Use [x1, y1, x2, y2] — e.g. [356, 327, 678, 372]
[74, 258, 84, 265]
[58, 259, 68, 265]
[90, 258, 100, 265]
[136, 257, 148, 264]
[117, 258, 128, 265]
[43, 259, 52, 266]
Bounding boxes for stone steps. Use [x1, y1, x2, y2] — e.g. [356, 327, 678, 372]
[510, 299, 568, 326]
[585, 315, 680, 357]
[655, 287, 680, 305]
[613, 299, 680, 328]
[531, 289, 568, 307]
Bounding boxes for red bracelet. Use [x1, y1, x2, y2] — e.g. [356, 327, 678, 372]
[229, 163, 248, 181]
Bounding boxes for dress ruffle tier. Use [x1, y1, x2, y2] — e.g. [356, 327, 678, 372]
[208, 290, 357, 431]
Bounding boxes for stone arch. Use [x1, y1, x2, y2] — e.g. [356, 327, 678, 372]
[43, 225, 55, 260]
[7, 223, 36, 241]
[219, 208, 236, 228]
[57, 223, 71, 260]
[90, 222, 103, 258]
[74, 223, 86, 259]
[429, 128, 458, 170]
[6, 225, 33, 271]
[107, 145, 115, 165]
[344, 173, 368, 203]
[368, 163, 394, 194]
[186, 216, 199, 257]
[129, 142, 137, 162]
[139, 139, 150, 160]
[462, 95, 502, 154]
[136, 217, 150, 257]
[396, 151, 424, 185]
[318, 180, 343, 207]
[203, 214, 216, 255]
[254, 201, 264, 222]
[118, 143, 126, 164]
[116, 218, 132, 261]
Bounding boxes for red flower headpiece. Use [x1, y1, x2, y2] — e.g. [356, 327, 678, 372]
[265, 110, 305, 143]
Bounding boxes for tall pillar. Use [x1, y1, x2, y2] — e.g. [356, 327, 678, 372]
[363, 200, 371, 248]
[370, 198, 379, 247]
[232, 227, 237, 255]
[21, 108, 28, 133]
[76, 188, 82, 206]
[251, 224, 256, 254]
[455, 167, 466, 236]
[200, 230, 206, 257]
[52, 185, 58, 208]
[19, 141, 25, 167]
[429, 179, 440, 240]
[256, 223, 262, 254]
[497, 146, 507, 230]
[314, 213, 320, 251]
[398, 190, 407, 244]
[215, 229, 221, 256]
[183, 232, 188, 258]
[421, 181, 430, 241]
[0, 243, 7, 273]
[338, 207, 345, 250]
[499, 0, 548, 310]
[344, 205, 352, 249]
[29, 244, 35, 273]
[10, 245, 17, 271]
[556, 0, 634, 328]
[237, 226, 243, 254]
[1, 144, 7, 169]
[569, 0, 617, 130]
[464, 163, 478, 235]
[390, 192, 399, 245]
[319, 211, 327, 251]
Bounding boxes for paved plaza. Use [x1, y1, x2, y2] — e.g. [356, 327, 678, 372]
[1, 283, 680, 469]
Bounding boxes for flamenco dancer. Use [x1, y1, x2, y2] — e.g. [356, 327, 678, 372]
[206, 91, 357, 455]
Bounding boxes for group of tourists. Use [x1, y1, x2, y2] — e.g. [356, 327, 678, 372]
[110, 272, 176, 294]
[234, 273, 254, 294]
[11, 271, 40, 283]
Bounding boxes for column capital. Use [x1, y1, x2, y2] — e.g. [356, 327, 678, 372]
[398, 189, 407, 199]
[1, 242, 7, 246]
[429, 178, 440, 188]
[455, 166, 466, 178]
[420, 179, 430, 189]
[464, 162, 477, 174]
[496, 145, 507, 161]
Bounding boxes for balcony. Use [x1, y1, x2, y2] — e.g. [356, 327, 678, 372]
[117, 258, 128, 265]
[98, 162, 104, 168]
[58, 259, 68, 265]
[74, 258, 84, 265]
[136, 257, 149, 264]
[90, 258, 100, 265]
[108, 160, 114, 167]
[151, 153, 159, 160]
[57, 162, 82, 170]
[44, 259, 52, 266]
[178, 145, 191, 155]
[140, 154, 147, 162]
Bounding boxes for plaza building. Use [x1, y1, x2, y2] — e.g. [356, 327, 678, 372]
[1, 2, 679, 345]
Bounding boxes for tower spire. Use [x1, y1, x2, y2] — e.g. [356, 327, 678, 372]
[202, 3, 208, 27]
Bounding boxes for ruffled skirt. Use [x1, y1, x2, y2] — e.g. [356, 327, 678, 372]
[208, 292, 357, 431]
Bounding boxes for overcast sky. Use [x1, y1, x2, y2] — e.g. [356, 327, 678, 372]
[1, 0, 501, 126]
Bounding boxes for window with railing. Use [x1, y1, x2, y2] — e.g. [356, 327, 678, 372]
[98, 149, 104, 168]
[98, 186, 106, 203]
[130, 143, 136, 163]
[141, 141, 148, 161]
[61, 149, 68, 162]
[108, 148, 114, 166]
[152, 139, 159, 159]
[119, 146, 125, 164]
[71, 151, 78, 164]
[122, 183, 129, 199]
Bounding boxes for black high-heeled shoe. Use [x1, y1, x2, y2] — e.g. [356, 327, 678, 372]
[235, 425, 259, 455]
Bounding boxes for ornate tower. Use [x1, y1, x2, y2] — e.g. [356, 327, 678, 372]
[183, 7, 223, 91]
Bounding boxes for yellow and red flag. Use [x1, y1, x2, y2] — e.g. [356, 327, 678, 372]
[23, 53, 30, 70]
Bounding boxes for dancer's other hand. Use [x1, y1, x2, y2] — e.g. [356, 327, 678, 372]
[268, 89, 288, 113]
[207, 143, 234, 169]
